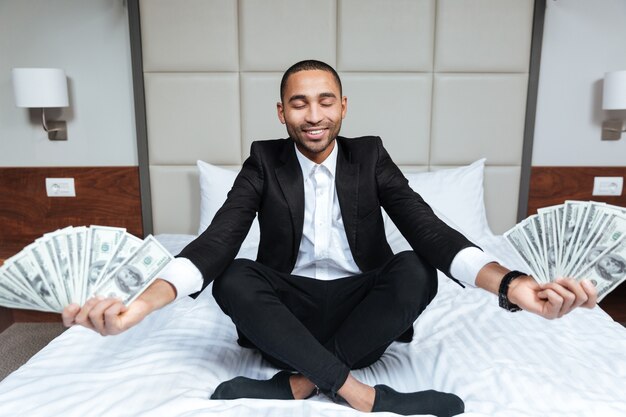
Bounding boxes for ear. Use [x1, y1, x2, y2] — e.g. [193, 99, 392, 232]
[341, 96, 348, 120]
[276, 101, 286, 124]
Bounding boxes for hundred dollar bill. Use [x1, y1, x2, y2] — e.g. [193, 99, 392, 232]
[74, 226, 89, 305]
[0, 267, 53, 311]
[537, 205, 563, 277]
[574, 215, 626, 277]
[90, 233, 143, 296]
[577, 236, 626, 302]
[565, 213, 614, 278]
[0, 276, 52, 311]
[45, 228, 76, 304]
[1, 257, 46, 307]
[5, 245, 59, 306]
[83, 225, 126, 303]
[28, 240, 70, 307]
[518, 216, 548, 283]
[65, 227, 79, 301]
[34, 234, 70, 307]
[565, 204, 605, 274]
[10, 249, 62, 311]
[93, 235, 172, 305]
[504, 227, 544, 282]
[539, 209, 557, 282]
[560, 201, 587, 274]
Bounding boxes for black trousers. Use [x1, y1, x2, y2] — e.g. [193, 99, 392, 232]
[212, 250, 438, 395]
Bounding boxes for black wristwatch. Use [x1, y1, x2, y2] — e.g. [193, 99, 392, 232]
[498, 270, 526, 312]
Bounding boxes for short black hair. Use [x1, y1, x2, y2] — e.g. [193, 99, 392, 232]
[280, 60, 342, 102]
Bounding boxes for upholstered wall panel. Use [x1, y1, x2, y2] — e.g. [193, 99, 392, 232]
[239, 0, 336, 71]
[240, 73, 286, 157]
[145, 73, 241, 165]
[140, 0, 239, 71]
[430, 74, 528, 165]
[139, 0, 534, 236]
[150, 166, 199, 235]
[337, 0, 435, 71]
[435, 0, 534, 72]
[483, 166, 521, 234]
[340, 74, 432, 166]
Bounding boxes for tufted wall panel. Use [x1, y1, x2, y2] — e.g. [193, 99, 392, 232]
[138, 0, 535, 235]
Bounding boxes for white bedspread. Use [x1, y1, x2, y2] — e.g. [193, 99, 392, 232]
[1, 234, 625, 417]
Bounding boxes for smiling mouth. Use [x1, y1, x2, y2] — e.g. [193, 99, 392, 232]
[301, 127, 329, 140]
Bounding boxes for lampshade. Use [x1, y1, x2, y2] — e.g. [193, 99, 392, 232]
[12, 68, 69, 108]
[603, 70, 626, 110]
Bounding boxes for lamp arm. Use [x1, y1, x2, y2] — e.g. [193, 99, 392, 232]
[40, 108, 67, 140]
[41, 108, 66, 132]
[41, 108, 48, 131]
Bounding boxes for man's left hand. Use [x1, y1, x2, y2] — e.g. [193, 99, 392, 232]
[508, 276, 597, 319]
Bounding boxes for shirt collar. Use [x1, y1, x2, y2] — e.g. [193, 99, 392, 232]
[294, 140, 338, 178]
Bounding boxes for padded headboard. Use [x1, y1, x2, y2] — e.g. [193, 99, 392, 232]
[134, 0, 535, 236]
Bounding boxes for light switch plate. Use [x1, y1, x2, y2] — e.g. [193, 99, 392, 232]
[592, 176, 623, 196]
[46, 178, 76, 197]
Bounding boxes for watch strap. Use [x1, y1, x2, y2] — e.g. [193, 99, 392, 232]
[498, 270, 526, 312]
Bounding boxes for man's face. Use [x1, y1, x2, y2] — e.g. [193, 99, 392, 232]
[277, 69, 347, 164]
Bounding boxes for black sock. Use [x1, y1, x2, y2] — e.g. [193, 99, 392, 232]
[371, 385, 464, 417]
[210, 371, 294, 400]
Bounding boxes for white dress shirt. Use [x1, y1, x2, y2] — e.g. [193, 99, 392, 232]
[160, 142, 496, 299]
[291, 142, 361, 279]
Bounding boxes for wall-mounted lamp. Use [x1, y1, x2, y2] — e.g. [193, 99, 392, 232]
[12, 68, 69, 141]
[602, 70, 626, 141]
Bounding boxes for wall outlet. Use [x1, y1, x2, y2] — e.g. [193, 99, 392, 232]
[46, 178, 76, 197]
[592, 176, 623, 196]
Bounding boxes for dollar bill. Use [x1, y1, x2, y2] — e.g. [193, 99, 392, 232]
[577, 236, 626, 302]
[90, 233, 143, 296]
[0, 265, 54, 311]
[46, 228, 76, 305]
[93, 235, 173, 305]
[0, 277, 51, 311]
[0, 226, 171, 313]
[30, 239, 69, 307]
[504, 227, 543, 282]
[83, 226, 126, 303]
[518, 216, 548, 283]
[506, 201, 626, 302]
[9, 249, 61, 311]
[74, 226, 89, 305]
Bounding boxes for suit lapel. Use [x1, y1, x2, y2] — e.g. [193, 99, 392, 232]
[335, 140, 359, 250]
[275, 143, 305, 260]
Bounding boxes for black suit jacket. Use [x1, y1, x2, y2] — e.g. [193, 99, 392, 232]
[180, 136, 476, 293]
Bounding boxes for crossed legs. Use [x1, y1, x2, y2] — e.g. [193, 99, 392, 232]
[211, 252, 463, 415]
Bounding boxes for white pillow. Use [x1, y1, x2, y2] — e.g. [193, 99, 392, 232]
[384, 158, 493, 252]
[198, 158, 493, 255]
[197, 160, 260, 256]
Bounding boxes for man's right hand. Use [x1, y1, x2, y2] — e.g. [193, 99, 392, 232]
[62, 278, 177, 336]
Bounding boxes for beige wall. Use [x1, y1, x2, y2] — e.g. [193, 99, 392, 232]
[0, 0, 136, 167]
[2, 1, 624, 171]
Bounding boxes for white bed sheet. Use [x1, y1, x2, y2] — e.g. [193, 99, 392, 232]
[1, 233, 625, 417]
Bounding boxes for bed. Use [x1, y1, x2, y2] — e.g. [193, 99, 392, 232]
[3, 1, 626, 416]
[1, 161, 625, 417]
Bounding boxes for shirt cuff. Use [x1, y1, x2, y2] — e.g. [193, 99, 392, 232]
[159, 257, 203, 300]
[450, 246, 498, 287]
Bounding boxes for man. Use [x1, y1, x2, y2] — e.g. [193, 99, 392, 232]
[63, 60, 597, 417]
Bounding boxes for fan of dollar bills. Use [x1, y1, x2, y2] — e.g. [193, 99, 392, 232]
[0, 226, 173, 313]
[504, 201, 626, 302]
